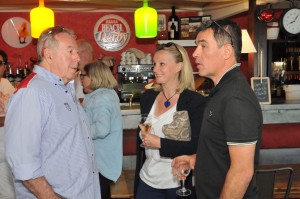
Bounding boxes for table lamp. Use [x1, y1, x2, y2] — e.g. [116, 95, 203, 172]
[242, 29, 256, 53]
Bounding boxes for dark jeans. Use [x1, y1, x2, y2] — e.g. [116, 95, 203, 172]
[99, 172, 113, 199]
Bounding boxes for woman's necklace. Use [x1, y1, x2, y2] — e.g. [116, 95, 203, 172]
[162, 90, 177, 108]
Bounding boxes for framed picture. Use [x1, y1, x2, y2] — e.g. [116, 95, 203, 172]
[157, 14, 167, 40]
[158, 14, 166, 31]
[180, 15, 211, 40]
[1, 17, 32, 48]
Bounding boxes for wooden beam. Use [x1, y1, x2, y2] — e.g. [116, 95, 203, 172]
[248, 0, 256, 79]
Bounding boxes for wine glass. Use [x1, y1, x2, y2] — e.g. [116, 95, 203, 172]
[139, 114, 152, 148]
[176, 169, 192, 196]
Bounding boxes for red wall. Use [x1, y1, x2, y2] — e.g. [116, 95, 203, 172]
[0, 11, 197, 73]
[0, 11, 249, 77]
[228, 12, 249, 80]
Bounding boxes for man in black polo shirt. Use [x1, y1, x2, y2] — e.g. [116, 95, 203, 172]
[172, 20, 262, 198]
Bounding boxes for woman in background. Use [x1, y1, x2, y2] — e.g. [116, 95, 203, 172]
[0, 49, 16, 199]
[81, 60, 122, 199]
[134, 43, 206, 199]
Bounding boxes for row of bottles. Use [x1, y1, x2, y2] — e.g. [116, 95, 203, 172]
[284, 74, 300, 84]
[6, 62, 31, 85]
[275, 48, 300, 71]
[271, 73, 300, 97]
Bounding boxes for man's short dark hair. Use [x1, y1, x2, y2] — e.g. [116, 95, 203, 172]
[197, 19, 242, 62]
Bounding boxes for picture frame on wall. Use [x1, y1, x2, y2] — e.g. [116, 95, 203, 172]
[1, 17, 32, 48]
[180, 15, 211, 40]
[158, 14, 166, 31]
[157, 14, 167, 40]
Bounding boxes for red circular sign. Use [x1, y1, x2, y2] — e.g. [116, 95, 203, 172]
[94, 14, 130, 52]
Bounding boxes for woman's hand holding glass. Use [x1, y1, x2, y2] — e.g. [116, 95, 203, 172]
[139, 114, 152, 148]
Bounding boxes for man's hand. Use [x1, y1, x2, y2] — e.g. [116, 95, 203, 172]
[23, 177, 62, 199]
[172, 154, 196, 180]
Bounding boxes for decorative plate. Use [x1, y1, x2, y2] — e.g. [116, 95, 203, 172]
[1, 17, 32, 48]
[94, 14, 130, 52]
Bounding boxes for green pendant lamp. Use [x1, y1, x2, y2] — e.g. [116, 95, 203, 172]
[134, 0, 157, 38]
[30, 0, 54, 38]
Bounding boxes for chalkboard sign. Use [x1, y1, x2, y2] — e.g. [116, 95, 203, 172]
[251, 77, 271, 105]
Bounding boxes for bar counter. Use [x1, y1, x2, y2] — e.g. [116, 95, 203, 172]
[121, 99, 300, 127]
[120, 100, 300, 170]
[261, 99, 300, 124]
[120, 103, 140, 130]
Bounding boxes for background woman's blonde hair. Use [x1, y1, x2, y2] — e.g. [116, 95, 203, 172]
[154, 43, 195, 93]
[84, 60, 117, 90]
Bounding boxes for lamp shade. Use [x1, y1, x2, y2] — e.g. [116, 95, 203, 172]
[241, 29, 256, 53]
[134, 0, 157, 38]
[30, 0, 54, 38]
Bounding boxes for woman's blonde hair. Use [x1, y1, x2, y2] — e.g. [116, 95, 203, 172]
[84, 60, 117, 90]
[154, 43, 195, 93]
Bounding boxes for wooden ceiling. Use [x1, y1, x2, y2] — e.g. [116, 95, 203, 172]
[0, 0, 291, 13]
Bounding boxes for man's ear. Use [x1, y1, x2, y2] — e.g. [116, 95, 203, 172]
[44, 49, 53, 61]
[223, 44, 233, 60]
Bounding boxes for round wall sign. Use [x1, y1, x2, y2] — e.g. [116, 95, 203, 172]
[1, 17, 32, 48]
[94, 14, 130, 52]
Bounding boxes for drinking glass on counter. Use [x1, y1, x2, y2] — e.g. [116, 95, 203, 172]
[139, 114, 152, 148]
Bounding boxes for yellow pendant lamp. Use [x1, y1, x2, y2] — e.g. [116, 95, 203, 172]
[134, 0, 157, 38]
[30, 0, 54, 38]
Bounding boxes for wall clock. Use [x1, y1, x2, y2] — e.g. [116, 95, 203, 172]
[279, 8, 300, 36]
[1, 17, 32, 48]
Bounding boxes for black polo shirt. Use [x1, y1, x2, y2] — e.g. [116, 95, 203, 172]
[194, 66, 263, 198]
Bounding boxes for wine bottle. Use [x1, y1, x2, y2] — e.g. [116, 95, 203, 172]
[168, 6, 179, 40]
[170, 20, 176, 40]
[24, 62, 31, 77]
[7, 63, 15, 84]
[15, 67, 23, 83]
[4, 62, 9, 78]
[17, 55, 24, 78]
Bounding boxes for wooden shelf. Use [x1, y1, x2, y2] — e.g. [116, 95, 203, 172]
[157, 40, 196, 47]
[285, 71, 300, 75]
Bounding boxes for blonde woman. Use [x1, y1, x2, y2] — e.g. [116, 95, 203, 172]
[81, 60, 122, 199]
[134, 43, 206, 199]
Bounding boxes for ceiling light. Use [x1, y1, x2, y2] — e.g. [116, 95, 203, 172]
[30, 0, 54, 38]
[134, 0, 157, 38]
